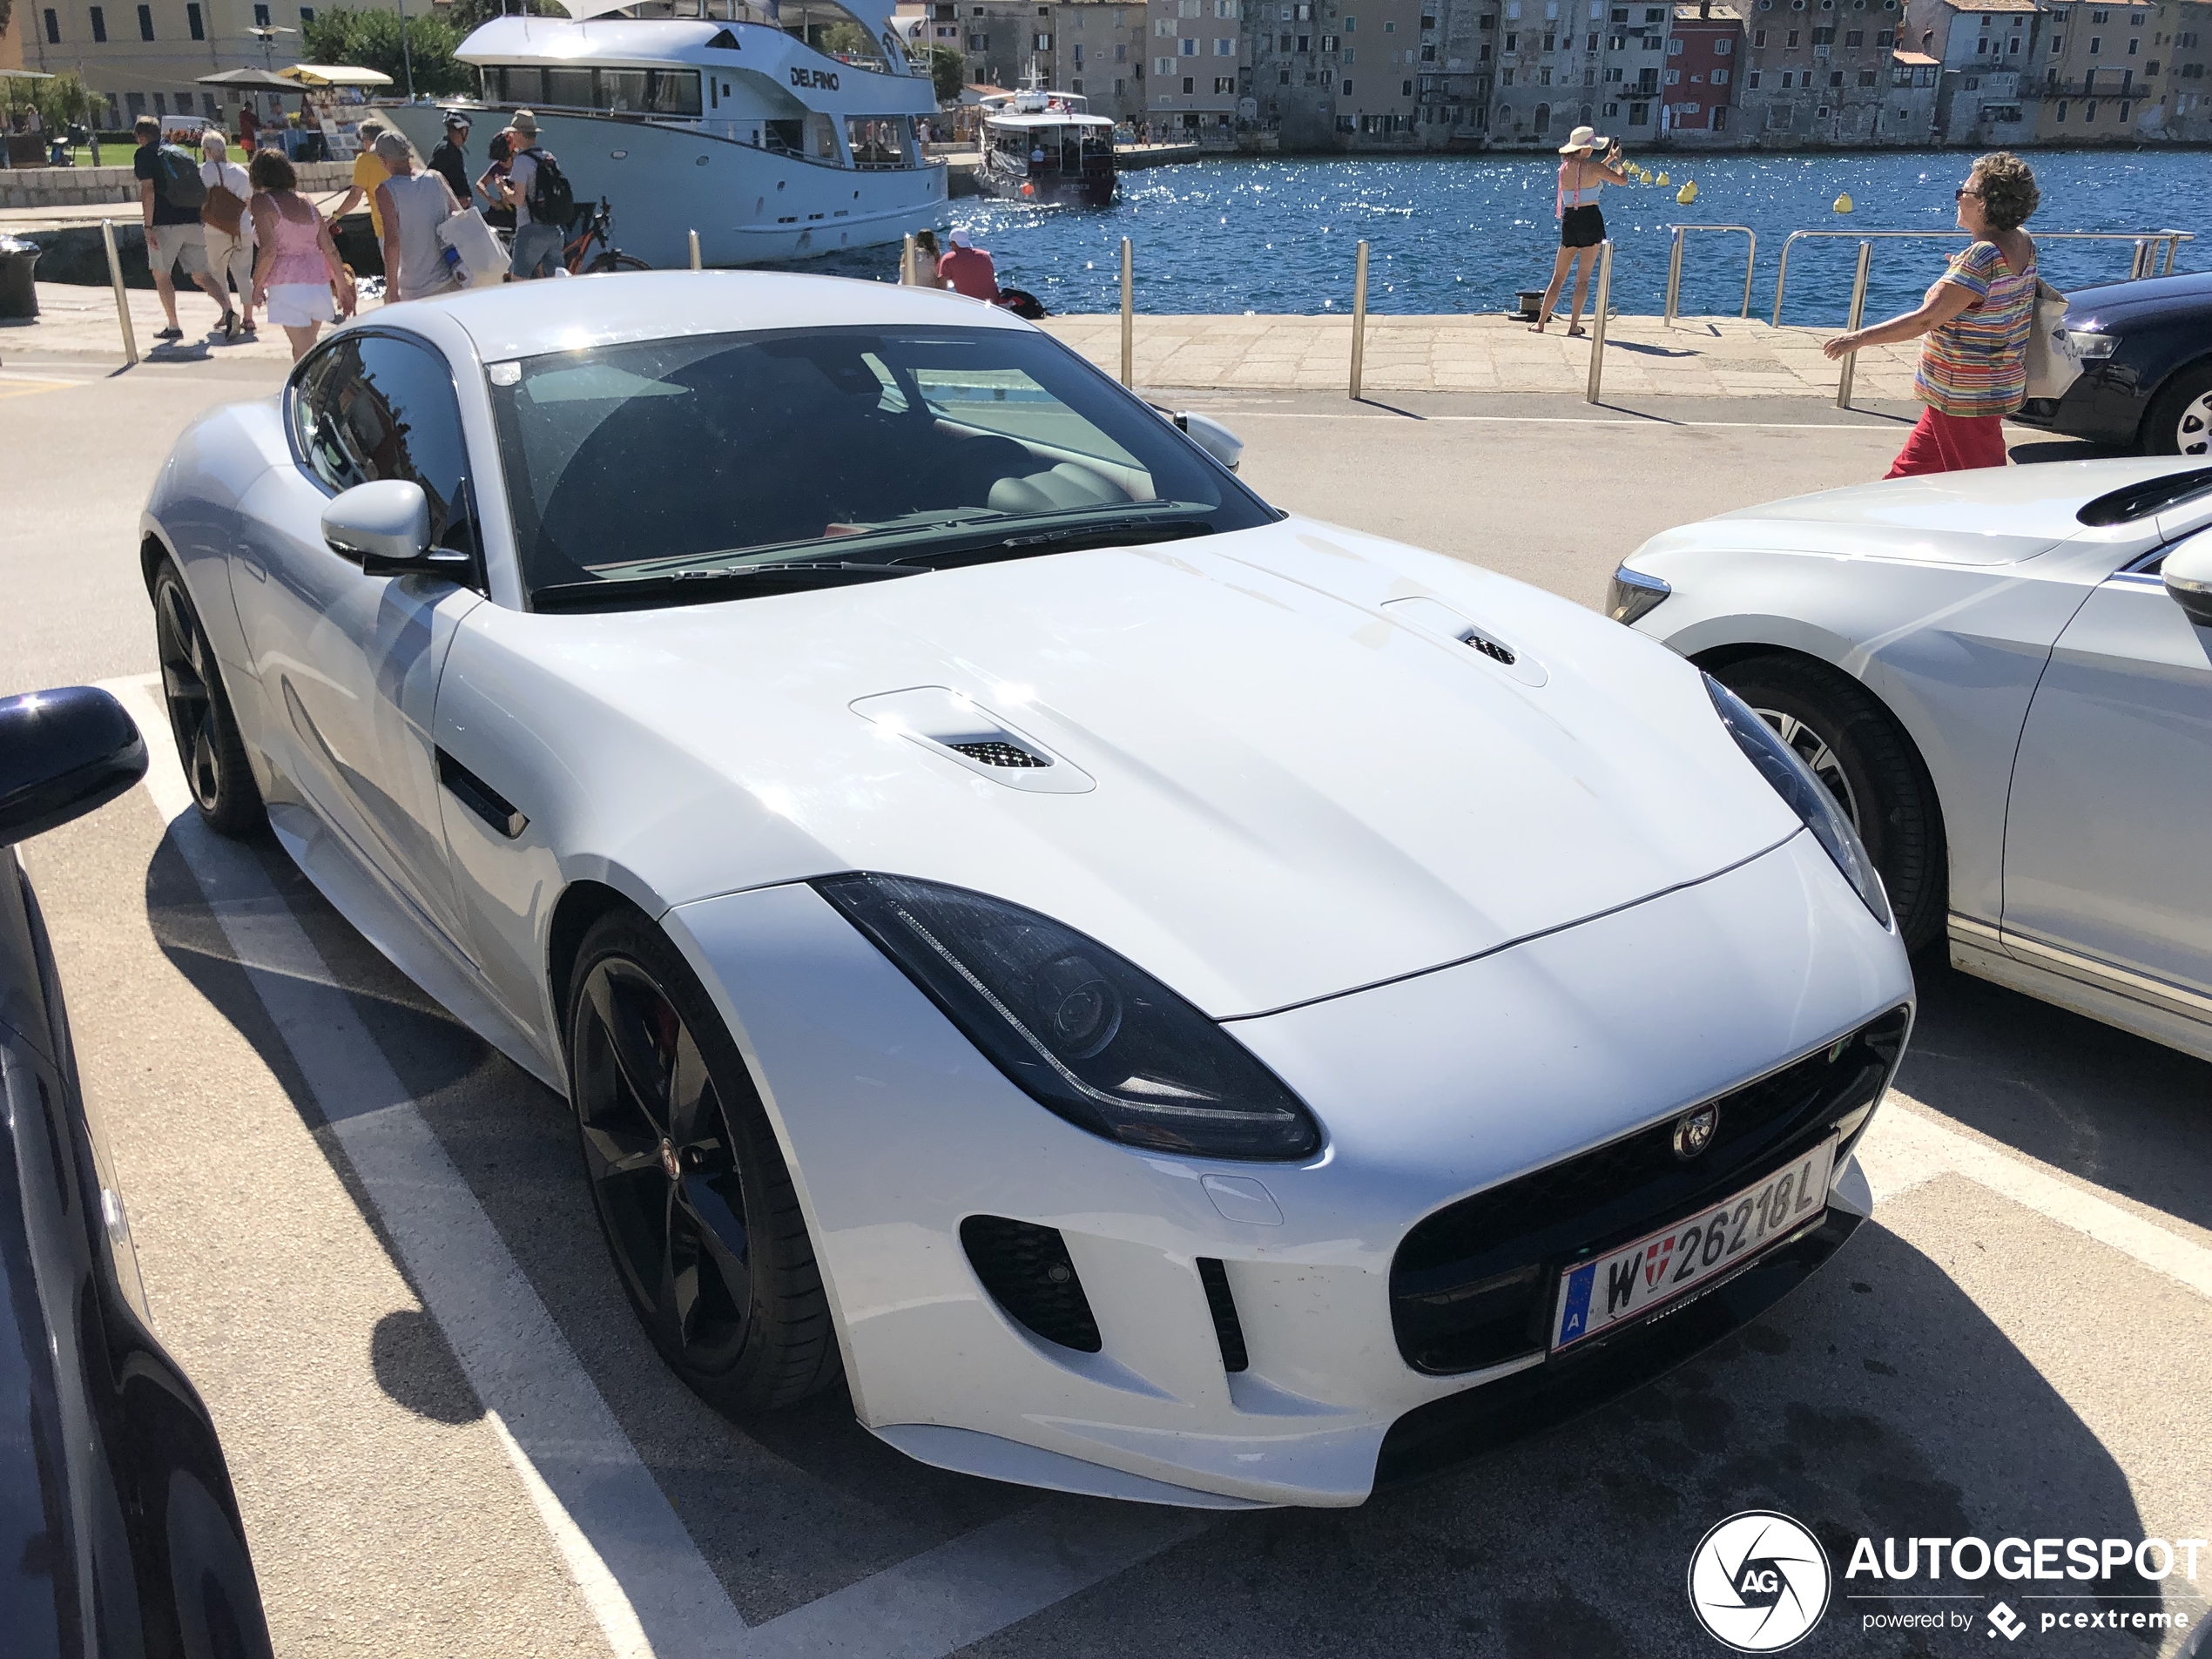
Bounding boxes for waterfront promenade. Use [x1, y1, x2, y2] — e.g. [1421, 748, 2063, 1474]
[10, 283, 1922, 401]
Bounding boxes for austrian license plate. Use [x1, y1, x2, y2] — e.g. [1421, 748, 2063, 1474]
[1550, 1136, 1838, 1352]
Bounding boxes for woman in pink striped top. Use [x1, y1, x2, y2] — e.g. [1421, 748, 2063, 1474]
[1822, 152, 2041, 476]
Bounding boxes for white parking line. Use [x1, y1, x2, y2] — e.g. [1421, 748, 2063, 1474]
[101, 671, 1206, 1659]
[1857, 1096, 2212, 1302]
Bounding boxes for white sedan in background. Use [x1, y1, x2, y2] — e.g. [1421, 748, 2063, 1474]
[140, 273, 1910, 1508]
[1615, 458, 2212, 1063]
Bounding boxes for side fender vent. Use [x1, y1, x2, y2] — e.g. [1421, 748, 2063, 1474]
[1196, 1258, 1249, 1372]
[947, 739, 1051, 769]
[961, 1216, 1102, 1352]
[1464, 632, 1517, 667]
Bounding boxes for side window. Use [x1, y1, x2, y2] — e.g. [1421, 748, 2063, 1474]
[291, 333, 479, 556]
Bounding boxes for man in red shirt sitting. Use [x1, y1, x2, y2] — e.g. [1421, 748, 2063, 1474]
[936, 230, 1001, 302]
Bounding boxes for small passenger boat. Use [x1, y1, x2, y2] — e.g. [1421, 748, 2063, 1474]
[973, 90, 1116, 207]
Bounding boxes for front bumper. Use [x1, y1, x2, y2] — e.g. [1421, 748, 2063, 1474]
[667, 829, 1912, 1508]
[2011, 357, 2153, 448]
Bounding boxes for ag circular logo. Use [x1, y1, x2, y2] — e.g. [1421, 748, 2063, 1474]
[1687, 1510, 1831, 1653]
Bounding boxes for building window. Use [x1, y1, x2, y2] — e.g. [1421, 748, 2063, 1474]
[1668, 35, 1682, 51]
[1183, 74, 1195, 90]
[1070, 76, 1083, 91]
[1628, 98, 1648, 121]
[1664, 66, 1679, 81]
[1779, 70, 1792, 85]
[138, 3, 153, 38]
[187, 1, 203, 35]
[1214, 35, 1233, 52]
[1858, 68, 1874, 83]
[1712, 64, 1728, 82]
[1745, 68, 1759, 85]
[1602, 98, 1618, 112]
[1343, 75, 1354, 91]
[1751, 27, 1764, 44]
[2086, 96, 2098, 115]
[43, 5, 58, 39]
[1829, 69, 1842, 84]
[1180, 37, 1196, 54]
[90, 3, 106, 39]
[2089, 34, 2101, 51]
[1402, 76, 1413, 91]
[1716, 36, 1730, 52]
[2128, 35, 2138, 51]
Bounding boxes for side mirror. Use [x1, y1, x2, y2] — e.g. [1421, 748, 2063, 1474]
[0, 686, 148, 847]
[2163, 532, 2212, 629]
[1150, 402, 1244, 473]
[321, 480, 474, 580]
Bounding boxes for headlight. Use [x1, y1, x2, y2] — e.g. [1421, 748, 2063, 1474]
[1607, 565, 1672, 626]
[1703, 675, 1892, 930]
[2060, 327, 2119, 360]
[814, 873, 1324, 1160]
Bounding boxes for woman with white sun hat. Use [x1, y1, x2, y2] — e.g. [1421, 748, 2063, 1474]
[1531, 125, 1632, 335]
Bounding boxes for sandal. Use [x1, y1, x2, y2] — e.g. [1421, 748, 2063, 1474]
[1567, 324, 1588, 337]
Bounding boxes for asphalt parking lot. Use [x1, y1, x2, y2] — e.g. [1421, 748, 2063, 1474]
[3, 351, 2208, 1659]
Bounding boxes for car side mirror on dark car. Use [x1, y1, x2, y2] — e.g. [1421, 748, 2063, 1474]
[321, 480, 475, 581]
[2162, 531, 2212, 630]
[0, 686, 149, 847]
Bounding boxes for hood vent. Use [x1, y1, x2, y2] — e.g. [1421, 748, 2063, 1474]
[851, 687, 1095, 794]
[1381, 596, 1548, 688]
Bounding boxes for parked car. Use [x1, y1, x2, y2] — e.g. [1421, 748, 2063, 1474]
[139, 273, 1912, 1507]
[0, 685, 274, 1656]
[2013, 270, 2212, 456]
[1614, 456, 2212, 1063]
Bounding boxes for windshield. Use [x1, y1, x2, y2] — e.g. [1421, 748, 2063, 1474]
[486, 325, 1275, 609]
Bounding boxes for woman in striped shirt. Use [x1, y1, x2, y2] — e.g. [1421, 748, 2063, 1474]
[1823, 152, 2040, 476]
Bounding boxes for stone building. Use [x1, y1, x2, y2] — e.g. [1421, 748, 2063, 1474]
[2025, 0, 2168, 139]
[2168, 0, 2212, 138]
[23, 0, 408, 130]
[1050, 0, 1149, 121]
[1662, 0, 1743, 136]
[1735, 0, 1919, 145]
[1144, 0, 1244, 138]
[1491, 0, 1675, 148]
[1903, 0, 2043, 145]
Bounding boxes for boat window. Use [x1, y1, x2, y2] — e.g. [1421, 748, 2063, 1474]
[601, 67, 706, 115]
[846, 116, 909, 168]
[763, 118, 803, 152]
[545, 66, 595, 107]
[809, 111, 840, 159]
[479, 64, 702, 118]
[486, 325, 1276, 609]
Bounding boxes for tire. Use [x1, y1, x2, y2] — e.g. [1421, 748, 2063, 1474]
[151, 558, 264, 838]
[586, 252, 651, 274]
[1712, 654, 1946, 955]
[2141, 360, 2212, 457]
[564, 908, 840, 1413]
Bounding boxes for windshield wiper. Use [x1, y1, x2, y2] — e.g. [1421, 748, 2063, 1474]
[530, 561, 922, 612]
[887, 515, 1212, 570]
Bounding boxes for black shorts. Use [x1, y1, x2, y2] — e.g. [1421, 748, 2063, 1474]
[1561, 204, 1605, 249]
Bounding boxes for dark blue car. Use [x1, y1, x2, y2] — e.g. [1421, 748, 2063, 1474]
[2013, 270, 2212, 456]
[0, 686, 273, 1658]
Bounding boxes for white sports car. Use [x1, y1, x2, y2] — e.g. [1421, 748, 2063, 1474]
[143, 273, 1911, 1508]
[1615, 458, 2212, 1064]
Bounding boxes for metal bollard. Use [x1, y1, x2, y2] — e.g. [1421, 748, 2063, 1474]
[690, 228, 703, 271]
[101, 219, 138, 367]
[1663, 226, 1684, 330]
[1350, 239, 1369, 401]
[1836, 239, 1872, 411]
[900, 231, 915, 285]
[1120, 236, 1133, 388]
[1584, 240, 1614, 404]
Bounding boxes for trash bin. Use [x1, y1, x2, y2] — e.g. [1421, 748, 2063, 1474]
[0, 238, 42, 321]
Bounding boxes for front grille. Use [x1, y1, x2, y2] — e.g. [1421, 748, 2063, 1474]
[961, 1216, 1102, 1352]
[1196, 1258, 1249, 1372]
[948, 740, 1051, 768]
[1389, 1007, 1908, 1375]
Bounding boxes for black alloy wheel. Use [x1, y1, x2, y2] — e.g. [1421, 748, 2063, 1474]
[2143, 361, 2212, 457]
[565, 910, 840, 1412]
[152, 560, 264, 837]
[1715, 654, 1947, 956]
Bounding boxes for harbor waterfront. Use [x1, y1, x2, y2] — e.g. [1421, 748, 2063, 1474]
[788, 148, 2205, 324]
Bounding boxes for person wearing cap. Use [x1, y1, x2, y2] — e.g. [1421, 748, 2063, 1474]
[373, 129, 465, 304]
[937, 229, 1001, 302]
[333, 116, 396, 243]
[1530, 125, 1630, 336]
[428, 111, 473, 207]
[500, 110, 566, 280]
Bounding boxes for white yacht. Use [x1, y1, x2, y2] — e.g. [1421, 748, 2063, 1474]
[974, 89, 1116, 207]
[382, 0, 946, 270]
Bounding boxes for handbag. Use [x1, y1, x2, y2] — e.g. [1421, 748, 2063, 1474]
[201, 180, 246, 237]
[435, 206, 509, 289]
[2023, 278, 2083, 402]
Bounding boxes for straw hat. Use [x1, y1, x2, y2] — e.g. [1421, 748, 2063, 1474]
[1557, 125, 1607, 154]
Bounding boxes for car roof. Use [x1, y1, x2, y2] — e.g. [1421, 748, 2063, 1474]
[418, 270, 1033, 365]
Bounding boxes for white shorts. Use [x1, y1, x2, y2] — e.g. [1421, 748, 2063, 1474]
[263, 282, 334, 328]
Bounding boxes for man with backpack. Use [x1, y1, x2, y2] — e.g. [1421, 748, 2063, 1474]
[134, 114, 233, 341]
[499, 110, 571, 280]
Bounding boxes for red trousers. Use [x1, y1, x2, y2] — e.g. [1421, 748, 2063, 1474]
[1885, 405, 2009, 478]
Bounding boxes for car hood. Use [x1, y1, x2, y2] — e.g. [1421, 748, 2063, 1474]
[448, 521, 1805, 1018]
[2060, 268, 2212, 327]
[1632, 455, 2202, 569]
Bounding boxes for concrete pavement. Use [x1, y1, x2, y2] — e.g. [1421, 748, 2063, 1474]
[4, 355, 2207, 1659]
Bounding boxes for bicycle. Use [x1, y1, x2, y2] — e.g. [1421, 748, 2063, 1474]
[564, 198, 650, 275]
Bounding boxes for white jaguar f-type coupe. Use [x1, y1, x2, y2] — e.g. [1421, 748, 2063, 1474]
[1615, 458, 2212, 1067]
[142, 273, 1911, 1508]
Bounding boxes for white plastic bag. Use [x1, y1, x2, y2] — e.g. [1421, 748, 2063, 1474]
[435, 207, 509, 289]
[2023, 279, 2083, 402]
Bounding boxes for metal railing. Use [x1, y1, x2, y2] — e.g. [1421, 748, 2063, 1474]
[1771, 228, 2194, 326]
[1662, 224, 1757, 327]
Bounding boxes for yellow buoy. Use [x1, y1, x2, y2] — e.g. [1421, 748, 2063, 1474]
[1639, 168, 1654, 184]
[1677, 180, 1698, 206]
[1834, 192, 1855, 213]
[1656, 171, 1671, 186]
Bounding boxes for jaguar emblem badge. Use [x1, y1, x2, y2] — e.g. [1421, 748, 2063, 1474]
[1671, 1106, 1718, 1161]
[658, 1138, 682, 1181]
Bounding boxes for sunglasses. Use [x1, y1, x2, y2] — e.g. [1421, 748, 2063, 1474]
[1955, 185, 1983, 199]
